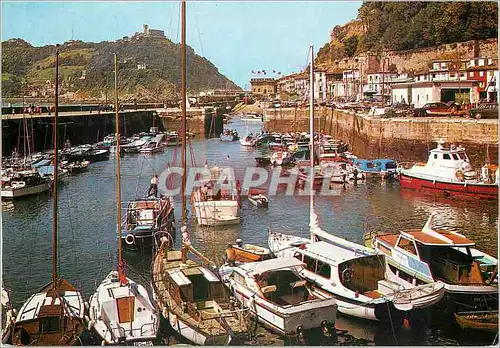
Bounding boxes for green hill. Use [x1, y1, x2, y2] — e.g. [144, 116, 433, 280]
[2, 36, 240, 100]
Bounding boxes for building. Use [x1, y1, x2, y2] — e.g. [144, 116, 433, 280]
[276, 73, 300, 99]
[364, 71, 399, 100]
[138, 24, 165, 38]
[466, 57, 498, 102]
[314, 70, 327, 102]
[343, 69, 360, 100]
[250, 78, 277, 98]
[326, 69, 344, 100]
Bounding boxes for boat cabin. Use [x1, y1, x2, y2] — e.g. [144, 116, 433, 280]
[424, 143, 472, 173]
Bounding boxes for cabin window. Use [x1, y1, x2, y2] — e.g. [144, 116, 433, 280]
[316, 261, 331, 279]
[233, 272, 247, 287]
[434, 154, 438, 159]
[452, 154, 459, 160]
[397, 237, 417, 255]
[293, 252, 303, 262]
[458, 152, 467, 160]
[398, 268, 414, 284]
[443, 154, 451, 160]
[303, 255, 316, 272]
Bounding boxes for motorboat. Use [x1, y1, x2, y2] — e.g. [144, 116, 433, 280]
[240, 112, 262, 121]
[139, 134, 167, 154]
[270, 151, 293, 166]
[370, 213, 498, 323]
[191, 166, 241, 226]
[220, 129, 239, 142]
[248, 193, 269, 208]
[122, 136, 151, 153]
[64, 147, 110, 162]
[352, 158, 397, 179]
[219, 257, 337, 339]
[151, 243, 248, 345]
[398, 140, 498, 200]
[2, 286, 15, 344]
[240, 134, 256, 146]
[122, 196, 175, 250]
[1, 169, 51, 199]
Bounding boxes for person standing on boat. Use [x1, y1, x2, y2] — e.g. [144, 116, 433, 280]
[148, 174, 159, 197]
[225, 244, 236, 266]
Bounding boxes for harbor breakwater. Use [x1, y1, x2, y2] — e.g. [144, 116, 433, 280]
[265, 108, 498, 167]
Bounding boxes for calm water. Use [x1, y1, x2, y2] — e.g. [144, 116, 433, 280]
[2, 118, 498, 345]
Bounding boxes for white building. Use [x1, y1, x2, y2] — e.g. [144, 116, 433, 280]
[314, 70, 327, 102]
[342, 69, 360, 100]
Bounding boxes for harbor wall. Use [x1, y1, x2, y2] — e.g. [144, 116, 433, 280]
[158, 107, 224, 138]
[264, 108, 498, 167]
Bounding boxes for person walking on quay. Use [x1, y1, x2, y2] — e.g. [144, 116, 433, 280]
[148, 174, 159, 197]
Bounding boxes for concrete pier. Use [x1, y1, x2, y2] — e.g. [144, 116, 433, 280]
[264, 107, 498, 167]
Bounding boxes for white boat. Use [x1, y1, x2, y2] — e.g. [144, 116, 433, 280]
[191, 166, 241, 226]
[139, 134, 167, 154]
[1, 169, 51, 199]
[240, 134, 256, 146]
[270, 151, 293, 166]
[89, 271, 159, 345]
[370, 213, 498, 318]
[2, 286, 15, 344]
[89, 54, 160, 346]
[240, 112, 262, 121]
[219, 257, 337, 338]
[268, 45, 445, 324]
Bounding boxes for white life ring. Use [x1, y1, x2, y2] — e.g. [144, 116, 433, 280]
[125, 234, 135, 245]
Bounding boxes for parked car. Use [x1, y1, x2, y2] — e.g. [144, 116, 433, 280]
[468, 102, 498, 119]
[411, 101, 459, 117]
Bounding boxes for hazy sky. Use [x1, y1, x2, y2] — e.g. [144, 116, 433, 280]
[2, 1, 361, 88]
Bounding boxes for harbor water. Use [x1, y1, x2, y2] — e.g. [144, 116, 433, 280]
[2, 118, 498, 345]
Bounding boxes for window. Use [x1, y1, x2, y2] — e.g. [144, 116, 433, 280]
[426, 95, 429, 101]
[470, 72, 474, 77]
[233, 272, 247, 287]
[397, 237, 417, 255]
[293, 252, 303, 262]
[452, 153, 459, 160]
[41, 317, 60, 332]
[434, 154, 438, 159]
[479, 71, 484, 77]
[316, 261, 331, 278]
[443, 153, 451, 160]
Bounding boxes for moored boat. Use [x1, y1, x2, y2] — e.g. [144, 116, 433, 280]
[1, 169, 51, 199]
[219, 257, 337, 339]
[454, 310, 498, 332]
[2, 286, 16, 344]
[231, 239, 272, 262]
[248, 193, 269, 207]
[270, 151, 293, 166]
[398, 140, 498, 200]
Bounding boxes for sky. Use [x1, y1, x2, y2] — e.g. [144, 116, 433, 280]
[1, 1, 361, 88]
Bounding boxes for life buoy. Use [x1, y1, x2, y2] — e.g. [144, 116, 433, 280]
[455, 170, 464, 181]
[125, 234, 135, 245]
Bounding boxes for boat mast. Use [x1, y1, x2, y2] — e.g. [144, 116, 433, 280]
[114, 54, 125, 283]
[309, 45, 318, 243]
[52, 46, 59, 287]
[181, 0, 187, 227]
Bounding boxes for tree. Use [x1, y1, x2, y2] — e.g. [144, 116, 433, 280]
[344, 36, 359, 57]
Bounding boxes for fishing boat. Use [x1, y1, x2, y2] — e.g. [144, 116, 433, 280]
[370, 213, 498, 319]
[2, 286, 16, 344]
[89, 54, 159, 346]
[270, 151, 293, 166]
[231, 239, 271, 262]
[191, 166, 241, 226]
[11, 48, 88, 346]
[64, 147, 110, 162]
[269, 46, 445, 324]
[398, 140, 498, 200]
[219, 257, 337, 339]
[1, 169, 51, 199]
[454, 311, 498, 332]
[122, 196, 175, 250]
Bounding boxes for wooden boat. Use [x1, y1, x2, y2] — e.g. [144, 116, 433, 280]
[370, 213, 498, 318]
[219, 257, 337, 338]
[2, 286, 16, 344]
[398, 140, 498, 200]
[65, 160, 90, 174]
[89, 54, 160, 345]
[231, 239, 271, 262]
[454, 310, 498, 332]
[152, 244, 249, 345]
[248, 193, 268, 207]
[12, 48, 88, 346]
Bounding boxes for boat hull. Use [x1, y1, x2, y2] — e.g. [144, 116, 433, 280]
[399, 173, 498, 200]
[1, 182, 51, 199]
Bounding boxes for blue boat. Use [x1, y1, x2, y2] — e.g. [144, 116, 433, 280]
[351, 158, 397, 178]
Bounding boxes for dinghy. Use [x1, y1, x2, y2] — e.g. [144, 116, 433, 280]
[248, 193, 268, 207]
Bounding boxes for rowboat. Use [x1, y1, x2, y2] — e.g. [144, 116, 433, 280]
[454, 310, 498, 332]
[232, 239, 271, 262]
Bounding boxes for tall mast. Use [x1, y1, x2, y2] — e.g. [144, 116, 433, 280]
[309, 45, 317, 242]
[52, 46, 59, 286]
[180, 0, 187, 226]
[114, 54, 124, 275]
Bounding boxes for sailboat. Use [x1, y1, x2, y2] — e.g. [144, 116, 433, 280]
[11, 47, 88, 346]
[151, 2, 249, 344]
[88, 54, 159, 345]
[268, 45, 445, 324]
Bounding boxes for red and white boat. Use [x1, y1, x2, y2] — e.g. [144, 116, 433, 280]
[398, 140, 498, 201]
